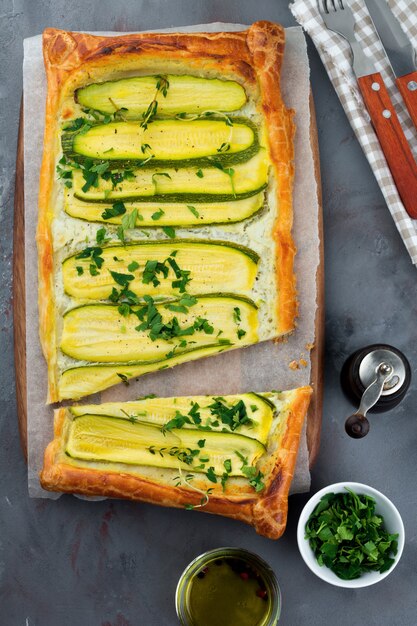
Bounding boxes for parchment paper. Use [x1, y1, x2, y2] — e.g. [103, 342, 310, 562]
[23, 24, 319, 498]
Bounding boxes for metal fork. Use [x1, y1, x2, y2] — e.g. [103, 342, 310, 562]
[318, 0, 417, 219]
[318, 0, 375, 78]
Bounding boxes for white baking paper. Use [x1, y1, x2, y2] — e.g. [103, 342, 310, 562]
[23, 24, 319, 498]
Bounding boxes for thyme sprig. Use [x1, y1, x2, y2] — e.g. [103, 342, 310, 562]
[141, 74, 170, 130]
[175, 110, 234, 126]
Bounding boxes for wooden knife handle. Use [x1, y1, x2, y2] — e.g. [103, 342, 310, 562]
[396, 70, 417, 129]
[357, 72, 417, 219]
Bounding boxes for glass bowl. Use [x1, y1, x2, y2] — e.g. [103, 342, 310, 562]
[175, 547, 281, 626]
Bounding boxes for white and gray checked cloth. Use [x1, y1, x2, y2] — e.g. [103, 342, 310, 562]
[290, 0, 417, 265]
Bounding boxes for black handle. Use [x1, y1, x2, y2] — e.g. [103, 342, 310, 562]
[345, 414, 370, 439]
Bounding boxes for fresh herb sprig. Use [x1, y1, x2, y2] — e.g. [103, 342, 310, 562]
[175, 110, 234, 127]
[174, 472, 214, 511]
[141, 75, 170, 130]
[305, 489, 399, 580]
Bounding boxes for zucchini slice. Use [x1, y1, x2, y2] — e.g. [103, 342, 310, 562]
[75, 75, 247, 117]
[72, 149, 269, 202]
[69, 392, 275, 444]
[63, 240, 259, 300]
[64, 189, 265, 226]
[62, 119, 258, 167]
[65, 413, 265, 476]
[60, 295, 258, 362]
[58, 344, 230, 400]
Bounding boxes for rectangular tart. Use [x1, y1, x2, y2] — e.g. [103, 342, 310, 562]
[40, 387, 312, 538]
[37, 22, 296, 402]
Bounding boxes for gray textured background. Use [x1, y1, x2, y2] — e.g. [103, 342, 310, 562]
[1, 1, 416, 624]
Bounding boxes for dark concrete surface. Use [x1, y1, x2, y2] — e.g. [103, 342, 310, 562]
[1, 1, 417, 624]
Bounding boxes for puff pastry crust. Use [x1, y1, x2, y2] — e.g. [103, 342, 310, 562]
[40, 386, 311, 539]
[37, 21, 296, 402]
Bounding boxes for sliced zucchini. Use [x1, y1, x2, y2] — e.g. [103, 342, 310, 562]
[65, 413, 265, 476]
[69, 392, 275, 444]
[63, 240, 259, 300]
[58, 344, 230, 400]
[62, 119, 258, 167]
[72, 149, 269, 202]
[60, 295, 258, 362]
[64, 189, 265, 226]
[75, 75, 247, 117]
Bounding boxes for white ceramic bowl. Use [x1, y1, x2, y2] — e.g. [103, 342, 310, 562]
[297, 482, 405, 588]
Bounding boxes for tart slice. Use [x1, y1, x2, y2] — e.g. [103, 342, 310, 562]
[38, 22, 296, 402]
[40, 387, 312, 539]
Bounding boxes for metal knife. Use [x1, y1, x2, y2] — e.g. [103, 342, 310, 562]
[365, 0, 417, 127]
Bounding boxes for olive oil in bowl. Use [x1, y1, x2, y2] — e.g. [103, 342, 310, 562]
[176, 548, 281, 626]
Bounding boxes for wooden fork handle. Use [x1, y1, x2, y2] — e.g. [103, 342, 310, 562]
[396, 70, 417, 130]
[357, 72, 417, 219]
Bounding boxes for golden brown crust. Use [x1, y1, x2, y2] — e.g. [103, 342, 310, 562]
[38, 22, 296, 402]
[40, 387, 311, 539]
[246, 22, 297, 335]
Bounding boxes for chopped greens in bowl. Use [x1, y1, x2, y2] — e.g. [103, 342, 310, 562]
[305, 489, 398, 580]
[297, 482, 405, 588]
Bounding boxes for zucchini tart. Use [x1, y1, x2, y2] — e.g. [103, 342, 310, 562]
[40, 387, 312, 538]
[37, 22, 296, 403]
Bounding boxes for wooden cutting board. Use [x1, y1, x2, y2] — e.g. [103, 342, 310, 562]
[13, 94, 324, 466]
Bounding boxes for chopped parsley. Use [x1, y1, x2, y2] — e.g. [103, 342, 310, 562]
[141, 253, 191, 293]
[164, 294, 197, 314]
[206, 467, 217, 484]
[109, 270, 134, 286]
[233, 306, 246, 340]
[96, 227, 109, 245]
[151, 208, 165, 221]
[193, 317, 214, 335]
[132, 295, 196, 342]
[221, 458, 233, 491]
[187, 205, 200, 218]
[162, 226, 176, 239]
[142, 259, 169, 287]
[75, 246, 104, 274]
[117, 208, 139, 243]
[305, 489, 399, 580]
[208, 398, 252, 432]
[162, 402, 201, 434]
[101, 201, 127, 220]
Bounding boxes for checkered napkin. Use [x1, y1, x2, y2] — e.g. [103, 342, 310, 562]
[290, 0, 417, 264]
